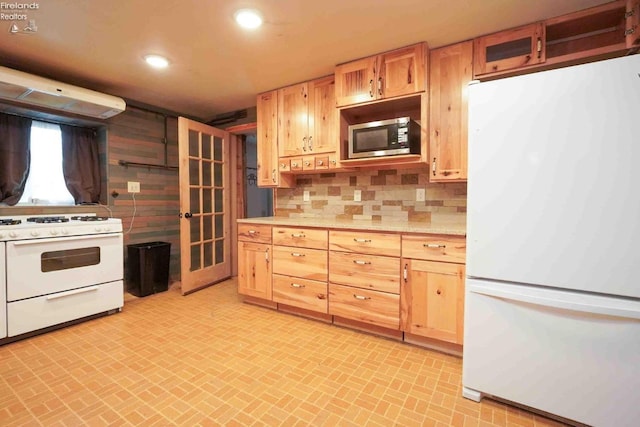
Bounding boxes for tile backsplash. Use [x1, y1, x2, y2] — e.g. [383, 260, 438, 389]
[275, 167, 466, 225]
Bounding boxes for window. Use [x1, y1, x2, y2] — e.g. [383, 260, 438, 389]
[18, 121, 75, 205]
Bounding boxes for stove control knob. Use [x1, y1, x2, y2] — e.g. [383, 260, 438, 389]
[104, 226, 111, 232]
[50, 229, 58, 236]
[9, 231, 18, 238]
[0, 232, 4, 239]
[31, 231, 40, 237]
[61, 228, 69, 235]
[95, 227, 103, 232]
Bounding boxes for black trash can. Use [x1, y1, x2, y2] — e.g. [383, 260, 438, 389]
[126, 242, 171, 297]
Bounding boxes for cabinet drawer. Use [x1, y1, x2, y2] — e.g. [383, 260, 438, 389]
[402, 234, 466, 263]
[272, 246, 327, 281]
[329, 252, 400, 294]
[329, 231, 400, 256]
[238, 224, 272, 244]
[273, 227, 328, 249]
[328, 283, 400, 330]
[303, 157, 315, 171]
[289, 158, 303, 172]
[273, 274, 328, 313]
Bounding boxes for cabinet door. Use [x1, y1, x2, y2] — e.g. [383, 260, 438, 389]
[429, 41, 472, 182]
[334, 56, 377, 107]
[237, 241, 272, 300]
[378, 43, 426, 99]
[308, 76, 338, 154]
[256, 91, 279, 187]
[401, 259, 465, 344]
[473, 23, 545, 77]
[628, 0, 640, 48]
[278, 82, 309, 157]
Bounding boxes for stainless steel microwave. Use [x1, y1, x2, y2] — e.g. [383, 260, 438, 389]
[348, 117, 420, 159]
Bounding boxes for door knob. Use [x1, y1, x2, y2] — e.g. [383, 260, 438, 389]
[184, 212, 193, 219]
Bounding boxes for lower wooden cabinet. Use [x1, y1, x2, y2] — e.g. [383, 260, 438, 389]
[237, 221, 466, 351]
[328, 283, 400, 330]
[401, 259, 465, 344]
[237, 241, 272, 300]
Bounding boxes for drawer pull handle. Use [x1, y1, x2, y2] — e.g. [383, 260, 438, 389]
[248, 230, 259, 235]
[353, 238, 372, 243]
[46, 286, 99, 300]
[291, 252, 305, 257]
[290, 283, 305, 289]
[353, 260, 371, 265]
[353, 294, 371, 301]
[424, 243, 446, 249]
[291, 233, 306, 238]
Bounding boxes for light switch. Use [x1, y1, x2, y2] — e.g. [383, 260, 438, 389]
[416, 188, 425, 202]
[354, 190, 361, 202]
[303, 190, 310, 202]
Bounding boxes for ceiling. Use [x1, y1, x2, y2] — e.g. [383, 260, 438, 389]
[0, 0, 610, 122]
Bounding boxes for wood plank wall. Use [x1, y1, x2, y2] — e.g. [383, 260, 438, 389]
[107, 107, 181, 284]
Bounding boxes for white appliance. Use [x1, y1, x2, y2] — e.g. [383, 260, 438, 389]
[462, 55, 640, 427]
[0, 215, 124, 342]
[0, 65, 126, 119]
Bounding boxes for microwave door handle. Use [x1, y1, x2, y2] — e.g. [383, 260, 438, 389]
[10, 233, 121, 246]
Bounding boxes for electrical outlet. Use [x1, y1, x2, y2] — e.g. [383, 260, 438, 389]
[127, 181, 140, 193]
[354, 190, 361, 202]
[303, 190, 310, 202]
[416, 188, 426, 202]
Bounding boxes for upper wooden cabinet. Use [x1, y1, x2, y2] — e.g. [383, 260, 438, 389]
[429, 41, 472, 182]
[473, 1, 640, 79]
[473, 23, 545, 78]
[335, 43, 426, 107]
[278, 76, 337, 157]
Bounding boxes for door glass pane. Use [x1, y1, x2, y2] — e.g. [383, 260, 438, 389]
[190, 188, 201, 214]
[190, 244, 201, 271]
[203, 189, 212, 214]
[202, 134, 212, 160]
[189, 130, 199, 157]
[215, 189, 223, 213]
[215, 240, 224, 264]
[486, 37, 532, 62]
[203, 161, 212, 186]
[189, 159, 200, 185]
[204, 242, 213, 268]
[214, 163, 223, 187]
[190, 218, 200, 243]
[203, 215, 213, 240]
[214, 136, 222, 161]
[215, 214, 223, 238]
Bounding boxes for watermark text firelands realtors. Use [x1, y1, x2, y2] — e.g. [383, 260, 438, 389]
[1, 2, 39, 20]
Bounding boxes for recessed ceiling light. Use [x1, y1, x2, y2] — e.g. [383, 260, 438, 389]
[144, 54, 169, 69]
[234, 9, 263, 30]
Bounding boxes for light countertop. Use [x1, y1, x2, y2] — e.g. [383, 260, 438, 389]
[237, 217, 466, 236]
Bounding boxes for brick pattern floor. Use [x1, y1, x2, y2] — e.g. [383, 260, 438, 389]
[0, 278, 571, 426]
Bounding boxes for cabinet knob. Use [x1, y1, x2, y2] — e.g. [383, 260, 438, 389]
[317, 160, 324, 166]
[436, 289, 442, 295]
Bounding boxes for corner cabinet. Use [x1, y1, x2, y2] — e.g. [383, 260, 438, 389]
[401, 235, 466, 346]
[429, 41, 472, 182]
[335, 43, 426, 107]
[237, 224, 272, 300]
[256, 91, 294, 188]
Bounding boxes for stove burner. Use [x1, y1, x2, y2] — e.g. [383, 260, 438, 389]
[70, 216, 109, 222]
[26, 216, 69, 223]
[0, 219, 21, 226]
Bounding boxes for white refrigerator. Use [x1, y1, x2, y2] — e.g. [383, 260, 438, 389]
[462, 54, 640, 427]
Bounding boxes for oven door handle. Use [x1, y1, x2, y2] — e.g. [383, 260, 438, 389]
[10, 233, 121, 246]
[46, 286, 100, 300]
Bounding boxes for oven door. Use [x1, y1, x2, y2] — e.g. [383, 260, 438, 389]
[6, 233, 123, 301]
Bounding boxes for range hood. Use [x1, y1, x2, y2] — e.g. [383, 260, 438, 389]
[0, 66, 126, 119]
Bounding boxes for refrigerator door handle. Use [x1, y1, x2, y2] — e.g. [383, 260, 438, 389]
[468, 282, 640, 320]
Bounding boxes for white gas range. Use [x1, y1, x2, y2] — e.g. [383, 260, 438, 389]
[0, 214, 124, 343]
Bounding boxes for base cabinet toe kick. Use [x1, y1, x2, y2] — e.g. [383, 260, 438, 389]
[237, 222, 466, 354]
